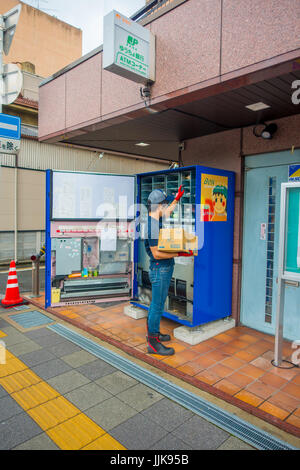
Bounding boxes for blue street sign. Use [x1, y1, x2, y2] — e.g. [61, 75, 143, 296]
[289, 164, 300, 182]
[0, 113, 21, 140]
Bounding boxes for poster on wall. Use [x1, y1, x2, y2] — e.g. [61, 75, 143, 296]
[200, 174, 228, 222]
[289, 165, 300, 182]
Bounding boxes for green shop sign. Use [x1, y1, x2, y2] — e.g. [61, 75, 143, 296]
[103, 10, 155, 84]
[116, 35, 148, 78]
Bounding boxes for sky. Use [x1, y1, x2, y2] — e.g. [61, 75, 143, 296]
[22, 0, 146, 55]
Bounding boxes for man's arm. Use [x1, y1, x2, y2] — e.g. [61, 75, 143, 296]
[161, 185, 185, 219]
[150, 246, 194, 260]
[162, 199, 179, 220]
[150, 246, 178, 260]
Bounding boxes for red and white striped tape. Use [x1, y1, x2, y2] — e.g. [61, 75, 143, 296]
[6, 264, 19, 288]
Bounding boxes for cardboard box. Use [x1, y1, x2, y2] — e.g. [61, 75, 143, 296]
[158, 228, 198, 254]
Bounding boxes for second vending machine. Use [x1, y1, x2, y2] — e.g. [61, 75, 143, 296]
[45, 165, 235, 328]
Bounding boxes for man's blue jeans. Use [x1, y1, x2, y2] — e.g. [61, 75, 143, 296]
[147, 263, 174, 335]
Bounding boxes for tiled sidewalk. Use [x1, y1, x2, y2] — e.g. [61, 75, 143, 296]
[0, 313, 255, 450]
[24, 294, 300, 438]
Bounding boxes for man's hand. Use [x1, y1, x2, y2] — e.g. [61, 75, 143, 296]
[175, 185, 184, 201]
[177, 250, 194, 257]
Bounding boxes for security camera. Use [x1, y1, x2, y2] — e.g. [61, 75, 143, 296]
[99, 152, 104, 159]
[140, 86, 151, 99]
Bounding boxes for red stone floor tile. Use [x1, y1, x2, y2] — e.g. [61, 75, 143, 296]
[162, 354, 191, 368]
[58, 309, 76, 314]
[208, 363, 233, 379]
[260, 372, 288, 389]
[258, 402, 290, 421]
[218, 343, 241, 355]
[295, 408, 300, 418]
[247, 342, 273, 356]
[286, 414, 300, 429]
[192, 354, 216, 369]
[85, 313, 105, 322]
[238, 364, 265, 380]
[268, 365, 300, 381]
[204, 349, 229, 363]
[226, 371, 254, 388]
[136, 344, 149, 354]
[234, 350, 261, 362]
[261, 350, 275, 361]
[267, 391, 300, 413]
[165, 342, 187, 353]
[221, 356, 246, 370]
[95, 317, 112, 325]
[281, 382, 300, 400]
[130, 326, 147, 335]
[234, 390, 264, 408]
[250, 357, 273, 371]
[214, 379, 242, 396]
[226, 339, 249, 350]
[225, 327, 247, 337]
[65, 313, 80, 319]
[100, 321, 120, 330]
[292, 374, 300, 386]
[107, 327, 122, 336]
[173, 348, 201, 363]
[213, 333, 233, 343]
[246, 380, 277, 400]
[192, 342, 218, 354]
[239, 334, 261, 344]
[74, 311, 91, 317]
[92, 325, 108, 332]
[117, 332, 132, 341]
[177, 361, 204, 377]
[201, 338, 224, 349]
[127, 337, 146, 347]
[194, 370, 221, 386]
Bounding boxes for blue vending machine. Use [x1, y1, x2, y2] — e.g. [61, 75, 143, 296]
[133, 165, 235, 327]
[45, 166, 235, 328]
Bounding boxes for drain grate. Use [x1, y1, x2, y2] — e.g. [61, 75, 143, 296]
[48, 323, 298, 451]
[9, 310, 54, 329]
[13, 305, 31, 311]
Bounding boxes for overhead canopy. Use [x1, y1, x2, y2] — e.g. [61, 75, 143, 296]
[59, 66, 300, 161]
[38, 0, 300, 162]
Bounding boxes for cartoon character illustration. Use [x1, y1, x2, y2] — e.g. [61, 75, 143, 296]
[212, 185, 227, 221]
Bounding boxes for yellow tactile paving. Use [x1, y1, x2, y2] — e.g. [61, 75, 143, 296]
[28, 396, 80, 431]
[0, 330, 7, 338]
[0, 346, 127, 450]
[46, 413, 106, 450]
[3, 350, 15, 361]
[11, 381, 60, 410]
[82, 434, 127, 450]
[0, 357, 28, 378]
[0, 369, 41, 393]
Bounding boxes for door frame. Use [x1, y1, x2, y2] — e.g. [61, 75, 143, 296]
[239, 149, 300, 335]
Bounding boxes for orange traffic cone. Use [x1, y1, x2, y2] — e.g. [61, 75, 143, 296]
[1, 261, 26, 308]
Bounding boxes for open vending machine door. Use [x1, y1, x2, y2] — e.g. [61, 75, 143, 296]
[45, 170, 137, 308]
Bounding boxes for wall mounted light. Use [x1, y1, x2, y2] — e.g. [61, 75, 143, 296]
[135, 142, 150, 147]
[253, 122, 278, 140]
